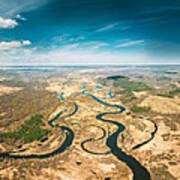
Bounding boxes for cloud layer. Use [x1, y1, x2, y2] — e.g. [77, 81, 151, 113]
[0, 0, 49, 16]
[0, 17, 18, 29]
[116, 40, 145, 48]
[0, 45, 179, 65]
[0, 0, 180, 65]
[0, 40, 31, 50]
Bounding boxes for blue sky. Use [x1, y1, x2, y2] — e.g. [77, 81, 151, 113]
[0, 0, 180, 65]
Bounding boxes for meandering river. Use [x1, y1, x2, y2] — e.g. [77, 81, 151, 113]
[86, 93, 151, 180]
[81, 125, 111, 155]
[0, 103, 78, 159]
[0, 91, 151, 180]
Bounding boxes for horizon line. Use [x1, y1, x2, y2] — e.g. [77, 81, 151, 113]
[0, 63, 180, 67]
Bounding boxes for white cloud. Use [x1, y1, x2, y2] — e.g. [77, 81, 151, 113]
[0, 45, 164, 65]
[52, 34, 70, 42]
[0, 16, 18, 29]
[116, 40, 145, 48]
[0, 43, 179, 65]
[0, 48, 143, 65]
[96, 22, 119, 32]
[16, 14, 26, 21]
[0, 0, 48, 16]
[83, 41, 109, 49]
[69, 36, 85, 42]
[62, 43, 80, 50]
[0, 40, 31, 50]
[52, 38, 109, 50]
[22, 40, 31, 46]
[52, 34, 85, 44]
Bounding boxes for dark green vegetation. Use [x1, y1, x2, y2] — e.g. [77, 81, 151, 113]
[114, 77, 151, 92]
[106, 75, 127, 80]
[169, 87, 180, 96]
[121, 91, 137, 103]
[0, 115, 49, 143]
[107, 76, 151, 103]
[165, 71, 178, 75]
[131, 106, 151, 113]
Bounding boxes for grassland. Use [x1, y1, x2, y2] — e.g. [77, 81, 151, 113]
[108, 76, 151, 103]
[114, 77, 151, 92]
[0, 114, 49, 143]
[121, 90, 137, 103]
[131, 105, 151, 113]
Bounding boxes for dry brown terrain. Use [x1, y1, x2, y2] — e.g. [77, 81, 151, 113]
[140, 96, 180, 114]
[0, 66, 179, 180]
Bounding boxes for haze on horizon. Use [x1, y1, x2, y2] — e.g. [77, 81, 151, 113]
[0, 0, 180, 65]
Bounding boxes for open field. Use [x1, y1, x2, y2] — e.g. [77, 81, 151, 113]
[0, 65, 179, 180]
